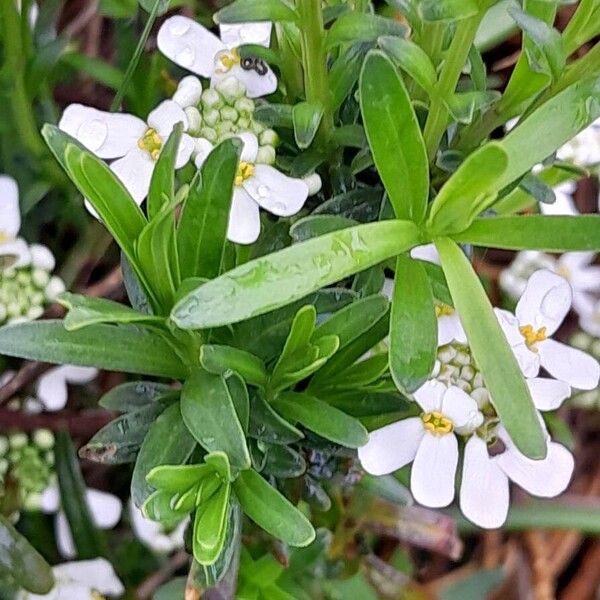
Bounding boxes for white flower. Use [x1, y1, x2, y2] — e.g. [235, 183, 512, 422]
[358, 381, 483, 508]
[496, 269, 600, 389]
[196, 133, 309, 244]
[410, 243, 440, 265]
[556, 118, 600, 166]
[172, 75, 203, 109]
[576, 295, 600, 338]
[460, 381, 574, 529]
[35, 366, 98, 412]
[40, 485, 122, 559]
[157, 16, 277, 99]
[435, 304, 468, 346]
[0, 175, 31, 269]
[540, 182, 578, 216]
[59, 101, 194, 206]
[129, 499, 187, 554]
[17, 558, 124, 600]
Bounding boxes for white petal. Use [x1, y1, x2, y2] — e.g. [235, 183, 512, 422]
[460, 436, 509, 529]
[36, 367, 69, 411]
[110, 148, 155, 204]
[29, 244, 55, 271]
[244, 165, 308, 217]
[237, 132, 259, 163]
[193, 138, 215, 169]
[39, 485, 60, 514]
[172, 75, 203, 108]
[495, 308, 540, 377]
[86, 489, 122, 529]
[175, 133, 195, 169]
[0, 238, 31, 270]
[527, 377, 571, 411]
[410, 244, 441, 265]
[539, 338, 600, 390]
[227, 188, 261, 245]
[412, 379, 446, 413]
[440, 386, 481, 430]
[129, 499, 185, 553]
[55, 512, 76, 558]
[61, 365, 98, 384]
[437, 313, 467, 346]
[45, 277, 66, 301]
[558, 251, 595, 271]
[58, 104, 145, 159]
[516, 270, 572, 335]
[540, 183, 578, 215]
[411, 433, 458, 508]
[53, 558, 124, 596]
[213, 63, 277, 98]
[497, 437, 574, 497]
[0, 175, 20, 237]
[147, 100, 189, 139]
[219, 22, 273, 48]
[157, 16, 225, 77]
[358, 417, 424, 476]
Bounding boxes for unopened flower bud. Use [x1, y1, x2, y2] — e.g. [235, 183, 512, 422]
[0, 437, 9, 456]
[201, 88, 223, 110]
[30, 244, 55, 272]
[259, 129, 278, 147]
[256, 145, 276, 165]
[45, 277, 65, 301]
[234, 97, 255, 116]
[173, 76, 202, 108]
[33, 429, 54, 451]
[215, 76, 246, 103]
[203, 108, 220, 127]
[303, 173, 322, 196]
[184, 107, 202, 135]
[9, 433, 28, 450]
[220, 106, 238, 122]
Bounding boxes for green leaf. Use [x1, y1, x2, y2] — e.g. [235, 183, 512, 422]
[360, 51, 428, 222]
[55, 431, 107, 559]
[147, 123, 183, 219]
[428, 143, 509, 234]
[434, 238, 546, 459]
[224, 371, 250, 435]
[379, 36, 437, 94]
[452, 215, 600, 251]
[420, 0, 479, 21]
[444, 90, 501, 125]
[58, 292, 163, 331]
[290, 215, 357, 243]
[0, 516, 53, 593]
[80, 400, 170, 464]
[326, 13, 407, 48]
[205, 451, 234, 483]
[273, 392, 368, 448]
[147, 464, 214, 492]
[131, 402, 196, 507]
[389, 255, 437, 392]
[200, 345, 268, 388]
[215, 0, 298, 23]
[0, 321, 187, 379]
[233, 469, 315, 546]
[193, 483, 231, 565]
[292, 102, 324, 150]
[249, 392, 304, 445]
[171, 220, 422, 329]
[137, 0, 170, 15]
[98, 381, 171, 412]
[60, 52, 125, 90]
[178, 139, 242, 280]
[181, 370, 251, 470]
[254, 104, 294, 128]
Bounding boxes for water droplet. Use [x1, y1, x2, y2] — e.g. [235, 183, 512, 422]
[257, 185, 269, 197]
[176, 45, 195, 67]
[272, 201, 286, 213]
[169, 18, 191, 36]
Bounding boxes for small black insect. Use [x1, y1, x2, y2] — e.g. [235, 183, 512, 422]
[241, 56, 268, 76]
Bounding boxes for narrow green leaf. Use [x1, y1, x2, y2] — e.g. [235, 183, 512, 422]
[0, 321, 188, 379]
[290, 215, 357, 243]
[452, 215, 600, 251]
[215, 0, 298, 23]
[326, 13, 407, 48]
[178, 139, 242, 280]
[389, 255, 437, 392]
[98, 381, 171, 412]
[292, 102, 324, 149]
[181, 370, 251, 470]
[274, 392, 368, 448]
[0, 516, 54, 594]
[146, 464, 214, 492]
[360, 51, 428, 222]
[249, 392, 304, 445]
[55, 431, 107, 558]
[434, 238, 546, 459]
[200, 345, 268, 388]
[147, 123, 183, 219]
[171, 220, 422, 329]
[193, 483, 231, 565]
[420, 0, 479, 21]
[233, 469, 315, 546]
[428, 143, 509, 234]
[137, 0, 170, 15]
[131, 402, 196, 507]
[58, 292, 163, 331]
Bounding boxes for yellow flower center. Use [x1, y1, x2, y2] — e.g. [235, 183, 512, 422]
[235, 161, 255, 186]
[138, 128, 162, 160]
[421, 411, 454, 435]
[519, 324, 547, 350]
[435, 304, 454, 318]
[215, 47, 241, 73]
[91, 593, 106, 600]
[0, 231, 10, 243]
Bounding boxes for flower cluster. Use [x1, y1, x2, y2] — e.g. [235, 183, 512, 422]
[59, 19, 319, 245]
[0, 176, 64, 325]
[360, 269, 600, 528]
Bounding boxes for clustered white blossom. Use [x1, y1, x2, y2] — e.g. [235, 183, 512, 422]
[0, 176, 65, 325]
[361, 269, 600, 528]
[58, 18, 321, 245]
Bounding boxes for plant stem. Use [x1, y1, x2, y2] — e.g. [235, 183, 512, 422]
[296, 0, 333, 146]
[422, 15, 483, 162]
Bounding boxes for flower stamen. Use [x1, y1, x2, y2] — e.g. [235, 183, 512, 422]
[421, 411, 454, 435]
[435, 304, 454, 318]
[235, 161, 255, 186]
[215, 48, 241, 74]
[138, 128, 163, 160]
[519, 324, 547, 350]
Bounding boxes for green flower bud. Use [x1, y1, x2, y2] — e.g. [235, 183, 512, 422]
[256, 145, 276, 165]
[199, 127, 218, 143]
[45, 451, 55, 467]
[236, 117, 251, 131]
[220, 106, 238, 122]
[16, 271, 30, 285]
[216, 76, 246, 104]
[203, 108, 220, 127]
[259, 129, 279, 147]
[184, 107, 203, 135]
[33, 429, 54, 451]
[31, 269, 50, 288]
[201, 88, 223, 110]
[0, 458, 8, 476]
[215, 120, 235, 136]
[26, 306, 44, 320]
[251, 120, 265, 135]
[9, 433, 28, 450]
[234, 97, 255, 116]
[0, 437, 8, 455]
[23, 492, 42, 512]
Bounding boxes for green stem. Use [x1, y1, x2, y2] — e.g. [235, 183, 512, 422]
[422, 15, 482, 162]
[296, 0, 333, 146]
